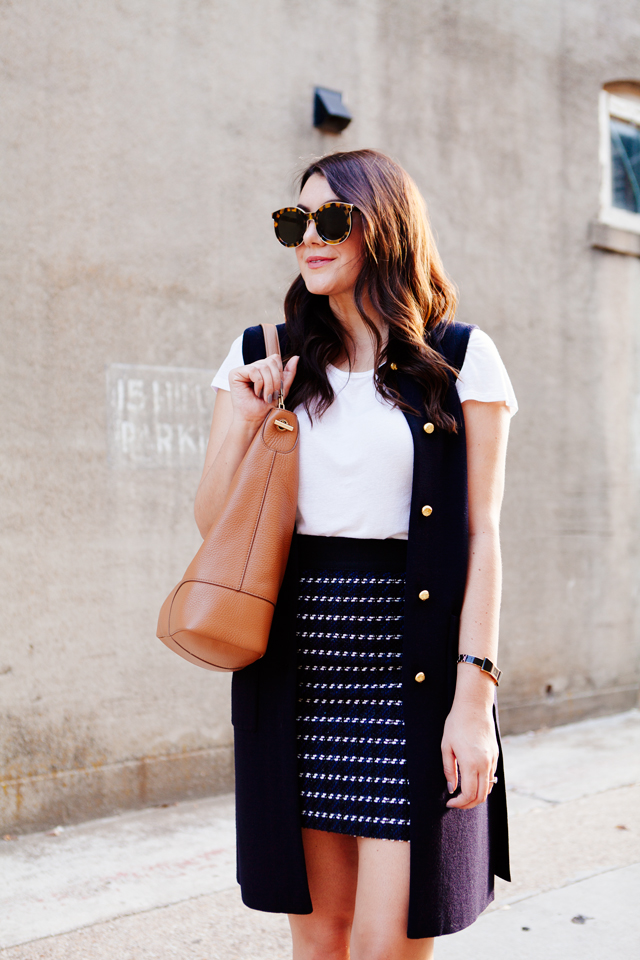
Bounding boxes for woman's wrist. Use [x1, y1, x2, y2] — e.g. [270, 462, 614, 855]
[230, 411, 267, 437]
[452, 662, 496, 710]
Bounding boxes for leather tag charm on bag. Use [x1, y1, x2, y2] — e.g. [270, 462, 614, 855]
[157, 324, 299, 671]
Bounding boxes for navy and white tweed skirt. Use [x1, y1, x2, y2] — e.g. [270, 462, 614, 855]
[295, 535, 410, 842]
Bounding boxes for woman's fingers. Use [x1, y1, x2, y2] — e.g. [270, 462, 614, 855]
[239, 354, 283, 402]
[441, 743, 458, 796]
[247, 366, 265, 399]
[253, 354, 299, 403]
[486, 770, 495, 797]
[442, 705, 499, 809]
[259, 354, 284, 402]
[487, 762, 499, 796]
[479, 772, 491, 805]
[227, 357, 283, 427]
[446, 753, 498, 809]
[446, 768, 479, 809]
[248, 365, 270, 401]
[228, 351, 296, 416]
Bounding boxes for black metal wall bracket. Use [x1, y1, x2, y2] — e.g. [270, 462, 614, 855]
[313, 87, 352, 134]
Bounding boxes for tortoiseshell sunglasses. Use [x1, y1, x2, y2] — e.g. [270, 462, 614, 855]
[271, 202, 357, 247]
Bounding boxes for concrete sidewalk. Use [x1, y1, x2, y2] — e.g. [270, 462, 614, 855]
[1, 710, 639, 959]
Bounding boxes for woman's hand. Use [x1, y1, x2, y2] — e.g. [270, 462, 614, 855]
[228, 353, 299, 426]
[194, 352, 299, 538]
[441, 696, 499, 809]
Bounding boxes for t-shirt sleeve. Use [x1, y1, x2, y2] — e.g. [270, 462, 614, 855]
[455, 328, 518, 416]
[211, 334, 245, 392]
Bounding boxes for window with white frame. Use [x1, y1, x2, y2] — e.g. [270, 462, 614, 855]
[599, 82, 640, 233]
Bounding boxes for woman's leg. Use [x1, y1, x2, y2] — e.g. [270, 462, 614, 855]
[288, 827, 359, 960]
[350, 838, 434, 960]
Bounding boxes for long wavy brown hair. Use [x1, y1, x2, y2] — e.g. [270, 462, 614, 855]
[283, 149, 460, 431]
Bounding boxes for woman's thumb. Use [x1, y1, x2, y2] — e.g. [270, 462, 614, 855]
[283, 355, 299, 390]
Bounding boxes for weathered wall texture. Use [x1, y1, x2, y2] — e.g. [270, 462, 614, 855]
[2, 0, 640, 832]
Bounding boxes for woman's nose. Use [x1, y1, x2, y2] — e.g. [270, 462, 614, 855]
[302, 217, 322, 244]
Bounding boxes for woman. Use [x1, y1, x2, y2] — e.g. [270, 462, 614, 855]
[196, 149, 516, 959]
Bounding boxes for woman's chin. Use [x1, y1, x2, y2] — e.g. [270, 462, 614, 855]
[301, 274, 341, 297]
[303, 281, 329, 296]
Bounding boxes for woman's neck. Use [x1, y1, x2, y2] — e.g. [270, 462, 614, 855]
[329, 291, 387, 373]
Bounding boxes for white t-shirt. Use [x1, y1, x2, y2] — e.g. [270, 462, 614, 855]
[212, 328, 517, 540]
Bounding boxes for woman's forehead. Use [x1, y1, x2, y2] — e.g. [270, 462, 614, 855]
[298, 172, 340, 210]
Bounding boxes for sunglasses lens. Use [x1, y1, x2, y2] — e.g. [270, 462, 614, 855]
[274, 209, 306, 246]
[317, 204, 351, 242]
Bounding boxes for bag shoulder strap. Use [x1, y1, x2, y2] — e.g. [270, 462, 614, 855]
[242, 322, 288, 364]
[262, 323, 281, 358]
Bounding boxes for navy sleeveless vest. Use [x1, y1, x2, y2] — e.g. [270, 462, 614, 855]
[231, 321, 510, 939]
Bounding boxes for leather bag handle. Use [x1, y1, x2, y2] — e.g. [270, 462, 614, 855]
[261, 323, 286, 408]
[261, 323, 281, 360]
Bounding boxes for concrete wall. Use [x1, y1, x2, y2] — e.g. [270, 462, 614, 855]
[2, 0, 639, 833]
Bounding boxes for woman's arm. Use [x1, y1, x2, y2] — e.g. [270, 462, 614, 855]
[441, 399, 511, 810]
[194, 352, 299, 538]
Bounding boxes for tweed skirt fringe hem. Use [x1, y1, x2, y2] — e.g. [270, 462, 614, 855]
[295, 535, 410, 843]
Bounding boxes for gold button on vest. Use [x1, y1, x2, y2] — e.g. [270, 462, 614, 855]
[421, 505, 432, 517]
[423, 422, 435, 434]
[415, 671, 426, 683]
[390, 362, 398, 370]
[418, 589, 430, 601]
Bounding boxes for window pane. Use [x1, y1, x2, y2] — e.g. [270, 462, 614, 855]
[611, 117, 640, 213]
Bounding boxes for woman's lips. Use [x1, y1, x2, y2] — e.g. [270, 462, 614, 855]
[306, 256, 335, 269]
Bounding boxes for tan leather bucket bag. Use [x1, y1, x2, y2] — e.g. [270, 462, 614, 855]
[157, 324, 299, 671]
